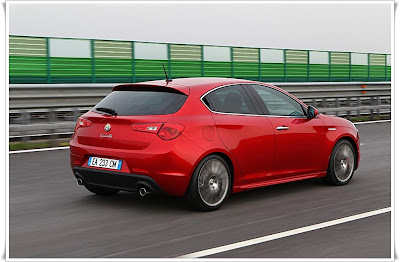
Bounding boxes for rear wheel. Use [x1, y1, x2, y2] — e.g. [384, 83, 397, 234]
[185, 155, 231, 211]
[84, 184, 120, 196]
[323, 139, 356, 185]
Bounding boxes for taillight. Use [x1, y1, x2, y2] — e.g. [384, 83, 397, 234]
[75, 117, 92, 132]
[158, 123, 185, 140]
[131, 123, 163, 134]
[131, 122, 184, 140]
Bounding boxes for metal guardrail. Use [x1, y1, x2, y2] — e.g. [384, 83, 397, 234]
[9, 82, 391, 142]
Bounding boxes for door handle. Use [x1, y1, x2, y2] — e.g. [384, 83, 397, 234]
[276, 126, 289, 131]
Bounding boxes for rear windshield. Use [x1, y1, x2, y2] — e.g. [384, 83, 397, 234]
[92, 90, 187, 116]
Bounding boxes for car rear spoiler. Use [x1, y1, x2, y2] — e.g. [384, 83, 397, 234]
[112, 83, 189, 95]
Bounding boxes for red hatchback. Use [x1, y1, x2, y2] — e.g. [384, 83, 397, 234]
[70, 77, 360, 211]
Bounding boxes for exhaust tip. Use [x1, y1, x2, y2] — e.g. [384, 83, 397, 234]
[139, 187, 148, 197]
[77, 178, 83, 186]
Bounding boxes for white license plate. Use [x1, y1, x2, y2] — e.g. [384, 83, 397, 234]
[88, 157, 122, 170]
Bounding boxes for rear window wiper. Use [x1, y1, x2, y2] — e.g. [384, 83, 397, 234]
[95, 107, 118, 116]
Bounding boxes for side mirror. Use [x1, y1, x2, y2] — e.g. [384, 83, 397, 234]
[307, 106, 318, 119]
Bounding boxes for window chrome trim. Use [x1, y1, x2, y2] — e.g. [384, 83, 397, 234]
[200, 83, 308, 119]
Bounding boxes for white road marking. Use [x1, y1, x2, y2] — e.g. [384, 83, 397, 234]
[353, 119, 391, 125]
[178, 207, 391, 258]
[9, 146, 69, 154]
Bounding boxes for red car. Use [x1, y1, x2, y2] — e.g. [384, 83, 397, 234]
[70, 77, 360, 211]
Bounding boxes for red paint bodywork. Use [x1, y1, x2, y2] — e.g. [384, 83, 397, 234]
[70, 78, 360, 196]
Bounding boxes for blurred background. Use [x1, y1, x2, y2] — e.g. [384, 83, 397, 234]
[8, 2, 391, 150]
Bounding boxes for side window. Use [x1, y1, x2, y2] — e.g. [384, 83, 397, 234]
[203, 85, 257, 115]
[251, 84, 305, 117]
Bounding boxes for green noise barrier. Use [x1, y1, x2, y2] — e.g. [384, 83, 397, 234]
[9, 35, 391, 84]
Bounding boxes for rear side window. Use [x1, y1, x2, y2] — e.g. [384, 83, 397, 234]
[93, 90, 187, 116]
[203, 84, 257, 115]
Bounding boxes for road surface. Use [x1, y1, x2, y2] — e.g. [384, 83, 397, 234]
[9, 121, 391, 258]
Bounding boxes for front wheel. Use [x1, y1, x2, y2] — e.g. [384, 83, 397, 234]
[185, 155, 231, 211]
[322, 139, 356, 186]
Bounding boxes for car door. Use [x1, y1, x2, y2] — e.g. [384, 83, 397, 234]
[202, 84, 275, 182]
[246, 84, 326, 179]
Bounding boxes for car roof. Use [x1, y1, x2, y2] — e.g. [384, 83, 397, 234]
[113, 77, 256, 96]
[113, 77, 308, 109]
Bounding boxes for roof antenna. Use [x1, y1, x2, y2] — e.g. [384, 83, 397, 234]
[162, 64, 172, 83]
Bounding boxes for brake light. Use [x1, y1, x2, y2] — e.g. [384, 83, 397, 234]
[75, 117, 92, 132]
[131, 122, 184, 140]
[131, 123, 163, 134]
[158, 123, 185, 140]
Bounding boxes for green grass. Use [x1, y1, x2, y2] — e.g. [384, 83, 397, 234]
[350, 114, 390, 122]
[10, 142, 52, 151]
[9, 141, 69, 151]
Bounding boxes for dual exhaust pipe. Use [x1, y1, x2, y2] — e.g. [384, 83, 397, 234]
[76, 177, 150, 197]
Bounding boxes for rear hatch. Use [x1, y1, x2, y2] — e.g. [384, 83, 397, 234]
[76, 85, 188, 150]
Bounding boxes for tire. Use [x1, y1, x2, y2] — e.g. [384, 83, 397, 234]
[322, 139, 356, 186]
[84, 184, 120, 196]
[185, 155, 231, 211]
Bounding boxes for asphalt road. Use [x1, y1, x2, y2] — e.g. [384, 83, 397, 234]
[9, 121, 391, 258]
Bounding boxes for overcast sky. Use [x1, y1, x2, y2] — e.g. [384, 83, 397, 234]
[8, 2, 392, 54]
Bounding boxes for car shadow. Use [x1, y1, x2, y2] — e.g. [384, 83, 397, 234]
[78, 191, 190, 213]
[75, 177, 327, 213]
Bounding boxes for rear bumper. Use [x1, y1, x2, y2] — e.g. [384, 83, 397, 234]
[73, 167, 164, 194]
[70, 134, 206, 196]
